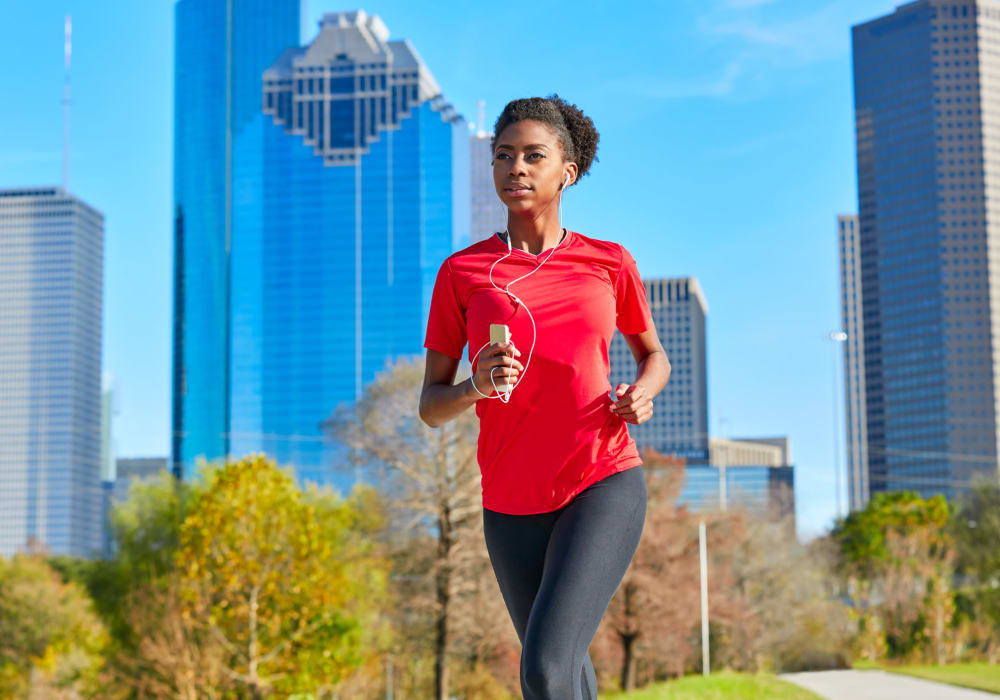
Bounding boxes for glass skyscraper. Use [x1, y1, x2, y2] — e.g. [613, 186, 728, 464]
[174, 5, 468, 486]
[852, 0, 1000, 501]
[0, 187, 104, 558]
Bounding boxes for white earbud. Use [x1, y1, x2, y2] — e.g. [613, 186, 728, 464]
[562, 174, 570, 189]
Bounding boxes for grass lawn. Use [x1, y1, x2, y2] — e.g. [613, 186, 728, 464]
[882, 663, 1000, 694]
[598, 671, 823, 699]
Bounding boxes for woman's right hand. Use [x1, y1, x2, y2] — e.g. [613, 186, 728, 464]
[472, 341, 523, 397]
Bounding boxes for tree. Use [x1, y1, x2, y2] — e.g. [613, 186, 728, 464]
[0, 553, 108, 698]
[174, 453, 380, 698]
[593, 452, 745, 691]
[949, 476, 1000, 663]
[321, 356, 495, 700]
[833, 491, 955, 663]
[719, 515, 852, 673]
[49, 466, 205, 653]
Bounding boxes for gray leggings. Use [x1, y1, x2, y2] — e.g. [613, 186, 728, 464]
[482, 465, 647, 699]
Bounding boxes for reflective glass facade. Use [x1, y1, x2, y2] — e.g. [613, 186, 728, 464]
[173, 0, 300, 479]
[0, 188, 104, 557]
[175, 7, 469, 488]
[853, 0, 1000, 501]
[679, 466, 795, 521]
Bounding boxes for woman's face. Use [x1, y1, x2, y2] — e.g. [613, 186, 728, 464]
[493, 119, 577, 215]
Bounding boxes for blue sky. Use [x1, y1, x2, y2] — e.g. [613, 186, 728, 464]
[0, 0, 901, 539]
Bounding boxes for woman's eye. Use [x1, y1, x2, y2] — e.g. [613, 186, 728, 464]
[528, 152, 544, 160]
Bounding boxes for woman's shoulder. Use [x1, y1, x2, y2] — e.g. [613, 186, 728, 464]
[443, 234, 501, 265]
[569, 230, 629, 266]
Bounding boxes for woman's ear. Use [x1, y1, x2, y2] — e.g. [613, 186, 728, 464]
[563, 162, 579, 189]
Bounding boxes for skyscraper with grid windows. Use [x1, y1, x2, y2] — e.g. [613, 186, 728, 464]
[0, 187, 104, 558]
[852, 0, 1000, 500]
[609, 276, 709, 462]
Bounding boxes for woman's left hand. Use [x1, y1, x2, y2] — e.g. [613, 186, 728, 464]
[609, 383, 653, 425]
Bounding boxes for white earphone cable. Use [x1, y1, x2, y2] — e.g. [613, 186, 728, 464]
[471, 174, 570, 403]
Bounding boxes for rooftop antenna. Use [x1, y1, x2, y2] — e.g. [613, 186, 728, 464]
[476, 99, 486, 138]
[63, 15, 71, 190]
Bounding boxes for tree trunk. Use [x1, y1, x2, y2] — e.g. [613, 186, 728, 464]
[620, 580, 639, 691]
[435, 500, 453, 700]
[621, 633, 638, 691]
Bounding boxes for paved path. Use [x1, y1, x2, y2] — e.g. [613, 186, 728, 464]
[780, 670, 997, 699]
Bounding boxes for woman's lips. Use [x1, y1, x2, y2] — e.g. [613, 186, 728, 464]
[505, 185, 532, 198]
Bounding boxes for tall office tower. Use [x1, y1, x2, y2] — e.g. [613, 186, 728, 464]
[838, 214, 869, 510]
[0, 187, 104, 558]
[470, 102, 504, 245]
[174, 5, 469, 486]
[173, 0, 300, 481]
[853, 0, 1000, 500]
[609, 277, 709, 462]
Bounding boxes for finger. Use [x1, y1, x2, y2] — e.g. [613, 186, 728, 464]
[494, 360, 518, 376]
[617, 399, 638, 412]
[498, 352, 523, 372]
[496, 346, 519, 364]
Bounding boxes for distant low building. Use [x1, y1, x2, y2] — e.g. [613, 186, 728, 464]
[112, 457, 170, 505]
[678, 437, 795, 525]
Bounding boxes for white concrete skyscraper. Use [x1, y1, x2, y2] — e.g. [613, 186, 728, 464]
[0, 187, 104, 558]
[470, 100, 504, 245]
[837, 214, 869, 510]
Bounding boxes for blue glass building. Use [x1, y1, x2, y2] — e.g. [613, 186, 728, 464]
[174, 5, 468, 486]
[678, 465, 795, 521]
[852, 1, 1000, 501]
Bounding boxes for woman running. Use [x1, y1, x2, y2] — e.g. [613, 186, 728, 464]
[419, 94, 670, 699]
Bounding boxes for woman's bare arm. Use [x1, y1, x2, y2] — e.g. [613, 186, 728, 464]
[419, 348, 479, 428]
[419, 344, 522, 428]
[610, 324, 671, 424]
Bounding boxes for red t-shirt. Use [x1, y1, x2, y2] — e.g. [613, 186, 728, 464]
[423, 229, 654, 514]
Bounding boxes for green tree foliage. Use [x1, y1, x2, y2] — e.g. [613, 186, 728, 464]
[833, 491, 956, 663]
[174, 453, 389, 698]
[50, 466, 205, 650]
[0, 553, 108, 698]
[834, 491, 950, 579]
[949, 477, 1000, 662]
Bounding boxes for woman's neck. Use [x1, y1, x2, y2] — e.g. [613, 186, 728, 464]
[505, 209, 564, 255]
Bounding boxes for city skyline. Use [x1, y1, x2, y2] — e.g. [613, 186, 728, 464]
[0, 0, 906, 540]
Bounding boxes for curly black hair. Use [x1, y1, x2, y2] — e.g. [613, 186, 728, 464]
[491, 94, 599, 186]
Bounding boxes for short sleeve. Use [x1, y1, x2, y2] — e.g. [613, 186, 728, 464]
[614, 245, 653, 334]
[424, 258, 467, 360]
